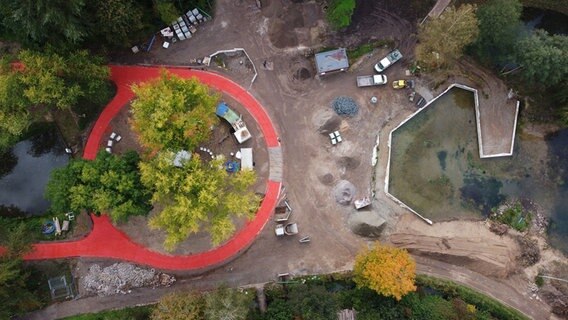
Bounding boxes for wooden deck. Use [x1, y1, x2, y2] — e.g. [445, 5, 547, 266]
[476, 90, 519, 157]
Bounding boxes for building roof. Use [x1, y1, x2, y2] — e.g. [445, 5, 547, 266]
[315, 48, 349, 74]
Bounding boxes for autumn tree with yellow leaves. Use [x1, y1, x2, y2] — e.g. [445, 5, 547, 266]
[353, 242, 416, 300]
[130, 71, 219, 153]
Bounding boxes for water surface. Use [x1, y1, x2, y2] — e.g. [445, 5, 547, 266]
[0, 126, 69, 215]
[389, 88, 567, 253]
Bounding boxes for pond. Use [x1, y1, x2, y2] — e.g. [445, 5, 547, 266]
[0, 124, 69, 216]
[522, 7, 568, 35]
[388, 87, 568, 254]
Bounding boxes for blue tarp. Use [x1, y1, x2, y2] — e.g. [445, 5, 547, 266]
[216, 102, 229, 117]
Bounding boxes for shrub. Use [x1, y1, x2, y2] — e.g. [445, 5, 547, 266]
[326, 0, 356, 29]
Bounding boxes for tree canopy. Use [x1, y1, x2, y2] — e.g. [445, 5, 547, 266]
[0, 0, 215, 50]
[353, 242, 417, 301]
[130, 71, 219, 153]
[204, 286, 252, 320]
[0, 0, 87, 49]
[18, 50, 110, 109]
[152, 291, 204, 320]
[472, 0, 523, 65]
[90, 0, 145, 48]
[0, 50, 109, 150]
[151, 287, 251, 320]
[0, 67, 30, 151]
[0, 223, 42, 318]
[139, 152, 260, 251]
[326, 0, 357, 30]
[516, 29, 568, 87]
[46, 151, 151, 222]
[416, 4, 479, 69]
[288, 284, 339, 320]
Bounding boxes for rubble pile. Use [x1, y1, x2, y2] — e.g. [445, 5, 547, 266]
[531, 211, 549, 235]
[84, 263, 175, 296]
[489, 222, 508, 236]
[516, 237, 540, 267]
[332, 96, 359, 116]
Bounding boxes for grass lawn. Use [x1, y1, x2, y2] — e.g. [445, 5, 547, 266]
[62, 305, 153, 320]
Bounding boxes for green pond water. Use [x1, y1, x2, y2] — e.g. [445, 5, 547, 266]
[388, 87, 567, 254]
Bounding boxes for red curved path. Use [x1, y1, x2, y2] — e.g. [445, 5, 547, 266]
[22, 65, 281, 270]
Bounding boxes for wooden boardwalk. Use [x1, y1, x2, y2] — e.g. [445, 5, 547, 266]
[268, 146, 283, 182]
[476, 91, 519, 157]
[426, 0, 451, 19]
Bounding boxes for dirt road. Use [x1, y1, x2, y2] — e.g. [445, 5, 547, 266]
[24, 253, 551, 320]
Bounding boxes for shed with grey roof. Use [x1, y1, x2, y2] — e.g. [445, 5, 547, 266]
[314, 48, 349, 76]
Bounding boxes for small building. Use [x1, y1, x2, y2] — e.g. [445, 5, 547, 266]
[314, 48, 349, 76]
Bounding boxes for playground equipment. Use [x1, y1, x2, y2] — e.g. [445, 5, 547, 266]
[275, 223, 299, 236]
[42, 221, 56, 235]
[216, 102, 252, 144]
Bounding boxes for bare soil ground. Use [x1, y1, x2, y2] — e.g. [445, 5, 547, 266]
[101, 93, 269, 255]
[26, 0, 563, 319]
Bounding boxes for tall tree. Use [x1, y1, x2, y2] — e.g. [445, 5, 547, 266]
[1, 0, 87, 49]
[46, 151, 151, 222]
[473, 0, 523, 65]
[152, 291, 204, 320]
[0, 223, 42, 318]
[130, 71, 219, 153]
[353, 242, 417, 301]
[89, 0, 145, 48]
[288, 285, 339, 320]
[416, 4, 479, 69]
[140, 153, 260, 251]
[516, 30, 568, 87]
[0, 68, 30, 151]
[18, 50, 110, 109]
[203, 286, 252, 320]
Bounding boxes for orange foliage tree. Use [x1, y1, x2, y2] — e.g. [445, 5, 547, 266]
[353, 242, 417, 300]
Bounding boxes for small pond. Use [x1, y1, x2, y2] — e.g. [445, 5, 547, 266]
[388, 87, 568, 254]
[522, 7, 568, 35]
[0, 124, 69, 216]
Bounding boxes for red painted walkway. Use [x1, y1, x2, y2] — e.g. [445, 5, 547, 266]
[22, 65, 281, 271]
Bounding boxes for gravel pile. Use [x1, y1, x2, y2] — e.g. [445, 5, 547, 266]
[332, 96, 359, 116]
[84, 263, 175, 296]
[333, 180, 357, 205]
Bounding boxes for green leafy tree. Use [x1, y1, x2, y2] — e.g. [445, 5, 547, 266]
[353, 243, 417, 301]
[140, 152, 260, 251]
[152, 291, 204, 320]
[288, 285, 339, 320]
[0, 223, 43, 318]
[204, 286, 252, 320]
[89, 0, 145, 48]
[46, 151, 151, 222]
[516, 29, 568, 87]
[0, 0, 87, 49]
[155, 1, 180, 25]
[18, 50, 110, 109]
[473, 0, 523, 65]
[131, 71, 219, 153]
[0, 69, 30, 151]
[402, 293, 457, 320]
[264, 299, 295, 320]
[416, 4, 479, 69]
[326, 0, 357, 30]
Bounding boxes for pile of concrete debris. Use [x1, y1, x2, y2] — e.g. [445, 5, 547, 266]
[83, 263, 175, 296]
